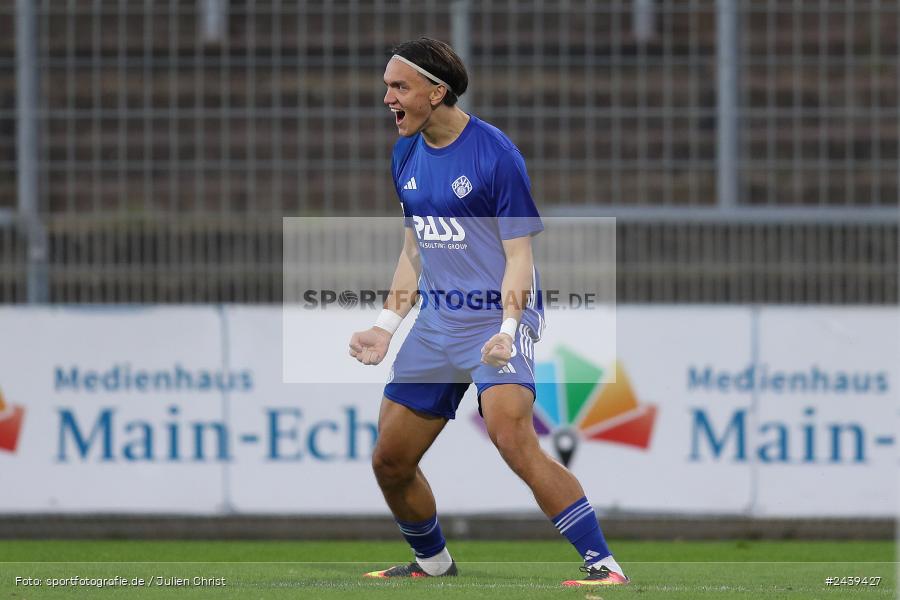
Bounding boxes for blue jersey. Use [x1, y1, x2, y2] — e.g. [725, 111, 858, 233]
[391, 115, 544, 336]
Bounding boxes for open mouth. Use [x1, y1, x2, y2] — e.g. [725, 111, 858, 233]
[391, 108, 406, 126]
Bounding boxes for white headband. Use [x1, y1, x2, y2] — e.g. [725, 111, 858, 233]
[391, 54, 453, 93]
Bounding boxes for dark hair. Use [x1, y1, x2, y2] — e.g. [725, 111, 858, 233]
[391, 37, 468, 106]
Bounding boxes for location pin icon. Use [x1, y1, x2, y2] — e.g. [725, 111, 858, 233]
[552, 428, 579, 467]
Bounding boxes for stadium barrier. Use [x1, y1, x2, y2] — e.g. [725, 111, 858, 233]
[0, 514, 892, 541]
[0, 306, 895, 520]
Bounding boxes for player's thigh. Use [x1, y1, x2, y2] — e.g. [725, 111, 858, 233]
[374, 397, 447, 466]
[479, 384, 538, 445]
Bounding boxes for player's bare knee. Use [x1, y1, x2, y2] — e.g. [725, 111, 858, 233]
[371, 450, 416, 489]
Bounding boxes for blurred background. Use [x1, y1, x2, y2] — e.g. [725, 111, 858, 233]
[0, 0, 896, 542]
[1, 0, 896, 303]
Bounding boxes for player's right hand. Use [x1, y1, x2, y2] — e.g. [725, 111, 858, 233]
[349, 327, 392, 365]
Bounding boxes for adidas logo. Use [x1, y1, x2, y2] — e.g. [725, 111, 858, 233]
[403, 177, 417, 190]
[584, 550, 601, 562]
[497, 363, 517, 375]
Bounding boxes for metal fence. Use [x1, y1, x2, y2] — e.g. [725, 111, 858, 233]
[0, 1, 896, 303]
[739, 0, 898, 207]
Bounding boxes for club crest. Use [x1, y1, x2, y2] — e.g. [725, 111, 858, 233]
[451, 175, 473, 199]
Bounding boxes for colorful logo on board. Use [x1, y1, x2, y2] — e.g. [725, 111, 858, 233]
[472, 348, 657, 466]
[0, 389, 25, 453]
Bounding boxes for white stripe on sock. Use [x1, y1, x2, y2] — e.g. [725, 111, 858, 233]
[398, 520, 438, 536]
[556, 505, 594, 533]
[554, 501, 590, 529]
[553, 501, 591, 529]
[558, 506, 596, 535]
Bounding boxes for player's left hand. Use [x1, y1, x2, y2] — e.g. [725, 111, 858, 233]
[481, 333, 513, 367]
[349, 327, 392, 366]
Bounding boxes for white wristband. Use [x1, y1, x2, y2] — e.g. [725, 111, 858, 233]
[500, 318, 518, 339]
[374, 309, 403, 335]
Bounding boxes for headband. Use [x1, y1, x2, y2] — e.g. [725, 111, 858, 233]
[391, 54, 453, 93]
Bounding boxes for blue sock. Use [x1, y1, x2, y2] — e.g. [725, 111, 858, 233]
[551, 497, 611, 563]
[396, 514, 446, 559]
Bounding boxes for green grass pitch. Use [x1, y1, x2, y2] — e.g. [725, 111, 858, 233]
[0, 540, 894, 599]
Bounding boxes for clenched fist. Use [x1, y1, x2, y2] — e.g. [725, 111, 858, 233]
[349, 327, 392, 365]
[481, 332, 514, 368]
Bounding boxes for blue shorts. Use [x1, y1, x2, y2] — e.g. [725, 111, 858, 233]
[384, 320, 539, 419]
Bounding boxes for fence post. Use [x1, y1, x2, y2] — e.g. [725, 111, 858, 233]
[16, 0, 48, 302]
[716, 0, 740, 210]
[451, 0, 471, 112]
